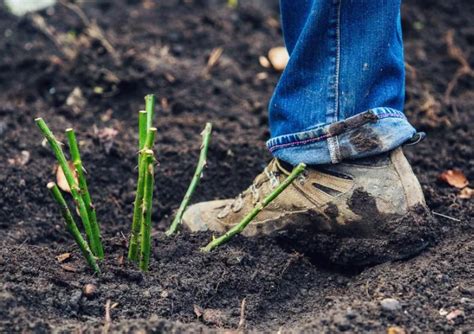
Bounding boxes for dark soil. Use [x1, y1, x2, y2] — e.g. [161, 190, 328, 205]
[1, 0, 473, 332]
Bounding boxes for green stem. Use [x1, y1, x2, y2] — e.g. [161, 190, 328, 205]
[201, 163, 306, 252]
[166, 123, 212, 236]
[138, 110, 147, 150]
[128, 140, 155, 262]
[139, 154, 155, 271]
[145, 94, 156, 131]
[35, 118, 95, 253]
[66, 128, 104, 259]
[47, 182, 100, 274]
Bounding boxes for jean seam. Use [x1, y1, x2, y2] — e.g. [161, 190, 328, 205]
[267, 111, 407, 152]
[335, 0, 341, 122]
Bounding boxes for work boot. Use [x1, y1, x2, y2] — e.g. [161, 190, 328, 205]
[182, 148, 426, 237]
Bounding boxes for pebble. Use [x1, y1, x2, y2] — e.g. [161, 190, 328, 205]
[82, 284, 97, 298]
[380, 298, 401, 312]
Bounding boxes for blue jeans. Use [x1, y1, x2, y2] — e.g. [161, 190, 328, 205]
[267, 0, 419, 165]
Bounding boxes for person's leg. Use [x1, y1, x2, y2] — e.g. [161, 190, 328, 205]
[182, 0, 426, 245]
[268, 0, 419, 165]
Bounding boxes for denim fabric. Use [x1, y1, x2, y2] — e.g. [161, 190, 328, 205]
[267, 0, 418, 165]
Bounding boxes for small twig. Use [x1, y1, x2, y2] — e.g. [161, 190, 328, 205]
[166, 123, 212, 236]
[36, 118, 95, 253]
[201, 163, 306, 252]
[139, 152, 155, 271]
[202, 47, 224, 76]
[59, 0, 120, 65]
[47, 182, 100, 273]
[432, 211, 461, 222]
[66, 128, 104, 259]
[30, 14, 76, 60]
[444, 30, 474, 104]
[237, 297, 247, 332]
[128, 133, 156, 262]
[102, 299, 112, 334]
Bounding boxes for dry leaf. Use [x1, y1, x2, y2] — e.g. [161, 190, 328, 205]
[259, 56, 271, 68]
[8, 150, 30, 166]
[268, 46, 289, 71]
[387, 327, 406, 334]
[95, 127, 119, 154]
[439, 169, 469, 189]
[207, 47, 223, 68]
[459, 187, 473, 199]
[446, 309, 464, 321]
[66, 87, 86, 115]
[61, 264, 77, 272]
[56, 252, 71, 263]
[56, 161, 78, 193]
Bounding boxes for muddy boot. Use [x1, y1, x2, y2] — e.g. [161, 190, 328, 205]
[182, 147, 426, 239]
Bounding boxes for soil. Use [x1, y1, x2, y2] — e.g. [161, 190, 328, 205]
[0, 0, 473, 332]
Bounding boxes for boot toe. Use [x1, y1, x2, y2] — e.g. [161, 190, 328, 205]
[182, 200, 232, 233]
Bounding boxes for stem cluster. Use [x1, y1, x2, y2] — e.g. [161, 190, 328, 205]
[36, 118, 103, 273]
[128, 94, 157, 271]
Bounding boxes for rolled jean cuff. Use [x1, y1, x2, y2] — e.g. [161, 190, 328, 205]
[266, 108, 418, 165]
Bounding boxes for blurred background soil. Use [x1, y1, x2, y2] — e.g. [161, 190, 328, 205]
[0, 0, 473, 332]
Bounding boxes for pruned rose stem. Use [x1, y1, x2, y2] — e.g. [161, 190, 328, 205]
[66, 128, 104, 259]
[47, 182, 100, 273]
[138, 110, 147, 150]
[145, 94, 156, 131]
[128, 130, 156, 262]
[201, 163, 306, 252]
[139, 152, 155, 271]
[166, 122, 212, 236]
[35, 118, 95, 254]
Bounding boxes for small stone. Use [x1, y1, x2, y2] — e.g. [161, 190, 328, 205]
[380, 298, 401, 312]
[143, 290, 151, 298]
[82, 284, 97, 298]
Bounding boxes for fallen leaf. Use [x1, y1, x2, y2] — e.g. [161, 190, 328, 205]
[268, 46, 289, 71]
[446, 309, 464, 321]
[207, 47, 223, 69]
[7, 150, 30, 166]
[387, 326, 406, 334]
[439, 169, 469, 188]
[95, 127, 119, 154]
[56, 252, 71, 263]
[56, 161, 78, 193]
[459, 187, 473, 199]
[61, 264, 77, 272]
[66, 87, 86, 115]
[258, 56, 271, 68]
